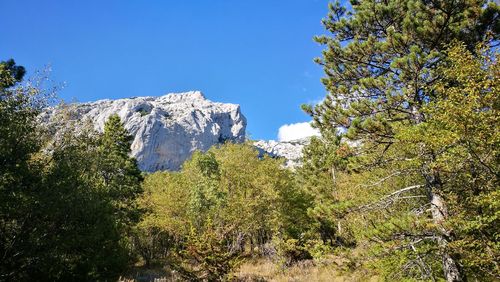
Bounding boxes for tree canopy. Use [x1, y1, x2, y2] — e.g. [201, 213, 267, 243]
[1, 1, 499, 280]
[0, 62, 144, 281]
[301, 0, 499, 280]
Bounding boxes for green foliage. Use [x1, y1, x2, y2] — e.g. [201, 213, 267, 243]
[297, 135, 356, 248]
[422, 43, 499, 279]
[0, 59, 54, 280]
[302, 0, 499, 280]
[37, 128, 130, 281]
[273, 238, 312, 268]
[1, 1, 498, 279]
[137, 143, 312, 279]
[0, 61, 144, 280]
[99, 114, 144, 227]
[137, 108, 150, 116]
[0, 59, 25, 90]
[306, 0, 498, 144]
[183, 220, 242, 281]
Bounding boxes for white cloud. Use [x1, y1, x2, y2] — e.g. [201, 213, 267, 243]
[278, 122, 320, 142]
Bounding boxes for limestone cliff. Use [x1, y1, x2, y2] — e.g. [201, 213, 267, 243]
[253, 138, 309, 168]
[42, 91, 246, 172]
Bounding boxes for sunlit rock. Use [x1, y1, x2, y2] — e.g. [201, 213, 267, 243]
[42, 91, 246, 172]
[253, 138, 309, 168]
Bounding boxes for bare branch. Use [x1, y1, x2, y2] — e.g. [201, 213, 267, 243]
[355, 170, 403, 188]
[351, 185, 425, 212]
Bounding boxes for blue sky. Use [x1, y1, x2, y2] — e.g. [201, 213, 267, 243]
[1, 0, 331, 140]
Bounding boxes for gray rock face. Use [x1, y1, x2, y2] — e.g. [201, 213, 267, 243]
[42, 91, 246, 172]
[253, 138, 309, 168]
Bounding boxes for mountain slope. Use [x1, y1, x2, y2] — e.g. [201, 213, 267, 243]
[42, 91, 246, 171]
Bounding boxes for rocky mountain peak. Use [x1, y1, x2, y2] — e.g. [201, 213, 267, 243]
[253, 138, 309, 169]
[42, 91, 312, 172]
[42, 91, 246, 172]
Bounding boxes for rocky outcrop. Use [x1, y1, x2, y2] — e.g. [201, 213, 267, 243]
[42, 91, 246, 172]
[253, 138, 309, 168]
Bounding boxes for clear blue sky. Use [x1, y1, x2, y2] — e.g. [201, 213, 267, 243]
[1, 0, 332, 140]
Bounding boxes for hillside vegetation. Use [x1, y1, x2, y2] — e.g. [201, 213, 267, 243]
[1, 0, 499, 281]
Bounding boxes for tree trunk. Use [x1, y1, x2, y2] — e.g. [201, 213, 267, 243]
[428, 188, 464, 282]
[331, 165, 336, 185]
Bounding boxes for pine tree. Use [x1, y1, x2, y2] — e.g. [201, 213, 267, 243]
[0, 59, 25, 90]
[99, 114, 143, 227]
[304, 1, 499, 280]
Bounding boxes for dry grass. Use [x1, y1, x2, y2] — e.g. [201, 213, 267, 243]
[119, 250, 380, 281]
[233, 257, 379, 282]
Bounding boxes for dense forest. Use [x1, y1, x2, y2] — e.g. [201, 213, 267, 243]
[1, 0, 499, 281]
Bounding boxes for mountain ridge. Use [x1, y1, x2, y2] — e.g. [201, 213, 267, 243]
[41, 91, 246, 171]
[42, 91, 307, 171]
